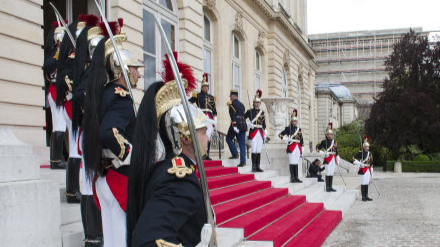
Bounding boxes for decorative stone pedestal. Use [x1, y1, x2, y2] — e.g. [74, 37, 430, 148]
[0, 128, 61, 247]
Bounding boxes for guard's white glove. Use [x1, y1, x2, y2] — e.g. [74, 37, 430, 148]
[246, 122, 251, 129]
[233, 126, 239, 134]
[214, 117, 218, 128]
[264, 129, 268, 141]
[282, 136, 288, 142]
[353, 159, 361, 166]
[65, 91, 73, 101]
[336, 155, 340, 165]
[319, 150, 324, 154]
[370, 168, 374, 179]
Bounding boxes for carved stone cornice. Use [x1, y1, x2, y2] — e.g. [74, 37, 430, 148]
[204, 0, 216, 10]
[233, 11, 247, 40]
[283, 50, 290, 66]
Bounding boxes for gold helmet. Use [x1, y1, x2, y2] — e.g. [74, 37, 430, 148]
[363, 135, 370, 147]
[87, 26, 103, 59]
[102, 19, 144, 87]
[291, 109, 298, 121]
[201, 73, 209, 87]
[253, 89, 262, 103]
[326, 122, 333, 135]
[52, 21, 66, 45]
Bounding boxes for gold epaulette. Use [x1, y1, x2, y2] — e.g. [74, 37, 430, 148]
[192, 92, 197, 98]
[167, 157, 193, 178]
[155, 239, 182, 247]
[114, 87, 129, 97]
[214, 96, 217, 101]
[53, 50, 59, 60]
[227, 100, 232, 106]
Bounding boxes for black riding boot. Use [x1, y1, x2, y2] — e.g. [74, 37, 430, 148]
[66, 158, 82, 203]
[326, 176, 331, 192]
[255, 153, 263, 172]
[365, 185, 373, 201]
[329, 176, 336, 192]
[290, 165, 296, 183]
[50, 131, 67, 169]
[203, 141, 212, 160]
[293, 165, 303, 183]
[361, 185, 367, 201]
[81, 195, 103, 247]
[251, 153, 257, 172]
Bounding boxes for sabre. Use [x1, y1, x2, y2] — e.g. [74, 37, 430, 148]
[49, 2, 76, 48]
[245, 89, 271, 166]
[152, 15, 217, 247]
[93, 0, 137, 117]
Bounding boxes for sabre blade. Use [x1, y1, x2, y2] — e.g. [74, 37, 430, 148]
[49, 2, 76, 48]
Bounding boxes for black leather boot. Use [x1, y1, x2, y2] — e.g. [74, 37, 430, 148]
[290, 165, 295, 183]
[50, 131, 67, 169]
[255, 153, 263, 172]
[203, 141, 212, 160]
[293, 165, 303, 183]
[66, 158, 82, 203]
[365, 185, 373, 201]
[329, 176, 336, 192]
[361, 185, 367, 201]
[251, 153, 256, 172]
[229, 154, 239, 159]
[81, 195, 103, 247]
[326, 176, 331, 192]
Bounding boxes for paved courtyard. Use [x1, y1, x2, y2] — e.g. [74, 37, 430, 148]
[323, 171, 440, 247]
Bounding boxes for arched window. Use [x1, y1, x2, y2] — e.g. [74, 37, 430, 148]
[282, 66, 288, 97]
[255, 50, 262, 90]
[203, 14, 213, 94]
[143, 0, 178, 89]
[232, 33, 242, 98]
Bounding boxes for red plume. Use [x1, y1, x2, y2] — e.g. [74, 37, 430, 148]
[293, 109, 297, 117]
[203, 73, 209, 82]
[78, 14, 87, 22]
[328, 122, 333, 129]
[256, 89, 262, 98]
[364, 135, 370, 142]
[118, 18, 124, 29]
[52, 20, 68, 27]
[84, 15, 99, 26]
[99, 21, 120, 36]
[161, 52, 196, 95]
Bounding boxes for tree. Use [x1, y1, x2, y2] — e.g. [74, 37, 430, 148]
[366, 30, 440, 158]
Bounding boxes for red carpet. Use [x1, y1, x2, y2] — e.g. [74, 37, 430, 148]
[202, 160, 342, 247]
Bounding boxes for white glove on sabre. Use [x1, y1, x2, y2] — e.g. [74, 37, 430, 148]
[233, 126, 239, 134]
[336, 155, 340, 165]
[264, 129, 268, 141]
[195, 224, 213, 247]
[282, 136, 288, 143]
[66, 91, 73, 101]
[214, 116, 218, 128]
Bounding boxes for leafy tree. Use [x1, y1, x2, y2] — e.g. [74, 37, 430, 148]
[366, 30, 440, 158]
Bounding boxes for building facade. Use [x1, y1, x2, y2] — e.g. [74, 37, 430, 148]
[309, 28, 428, 109]
[0, 0, 318, 162]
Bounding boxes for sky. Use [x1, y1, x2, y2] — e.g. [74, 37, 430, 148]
[307, 0, 440, 35]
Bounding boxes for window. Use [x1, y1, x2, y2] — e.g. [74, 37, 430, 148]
[255, 50, 262, 90]
[143, 0, 178, 89]
[203, 14, 213, 94]
[232, 33, 242, 98]
[282, 66, 288, 97]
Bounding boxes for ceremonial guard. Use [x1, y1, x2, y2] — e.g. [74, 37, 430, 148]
[189, 73, 217, 160]
[43, 21, 67, 169]
[56, 16, 91, 203]
[72, 17, 103, 246]
[82, 20, 143, 247]
[226, 90, 247, 167]
[317, 123, 340, 192]
[353, 136, 374, 202]
[126, 53, 211, 247]
[279, 109, 304, 183]
[244, 90, 266, 172]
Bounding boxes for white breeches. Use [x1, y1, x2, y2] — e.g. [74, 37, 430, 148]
[250, 132, 263, 153]
[79, 132, 93, 195]
[288, 146, 301, 164]
[95, 176, 127, 247]
[48, 94, 67, 132]
[325, 157, 336, 176]
[62, 107, 81, 158]
[361, 169, 372, 185]
[207, 124, 214, 140]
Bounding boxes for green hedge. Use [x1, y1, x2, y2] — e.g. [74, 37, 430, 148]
[386, 161, 440, 172]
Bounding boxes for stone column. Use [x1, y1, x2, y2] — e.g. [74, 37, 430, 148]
[0, 128, 61, 247]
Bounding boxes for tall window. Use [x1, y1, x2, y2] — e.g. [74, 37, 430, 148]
[282, 66, 288, 97]
[255, 50, 262, 90]
[232, 33, 241, 98]
[143, 0, 178, 89]
[203, 14, 213, 94]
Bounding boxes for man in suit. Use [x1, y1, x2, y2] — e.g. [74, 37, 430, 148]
[226, 90, 247, 167]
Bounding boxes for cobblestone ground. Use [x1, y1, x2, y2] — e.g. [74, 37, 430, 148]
[323, 174, 440, 247]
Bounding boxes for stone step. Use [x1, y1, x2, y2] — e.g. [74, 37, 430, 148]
[293, 183, 326, 201]
[40, 169, 66, 186]
[266, 176, 291, 187]
[61, 202, 82, 226]
[279, 178, 318, 194]
[308, 186, 346, 208]
[216, 227, 244, 247]
[61, 221, 84, 247]
[326, 190, 359, 216]
[234, 241, 274, 247]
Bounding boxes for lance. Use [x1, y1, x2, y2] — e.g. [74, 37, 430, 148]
[245, 89, 271, 166]
[93, 0, 137, 117]
[49, 2, 76, 48]
[152, 15, 217, 247]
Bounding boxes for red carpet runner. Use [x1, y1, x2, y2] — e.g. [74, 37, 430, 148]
[200, 160, 342, 247]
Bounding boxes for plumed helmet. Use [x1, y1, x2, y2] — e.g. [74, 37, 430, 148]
[291, 109, 298, 121]
[326, 122, 333, 135]
[363, 135, 370, 147]
[253, 89, 262, 103]
[201, 73, 209, 87]
[52, 20, 67, 46]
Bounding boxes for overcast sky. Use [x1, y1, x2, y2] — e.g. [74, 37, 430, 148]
[307, 0, 440, 35]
